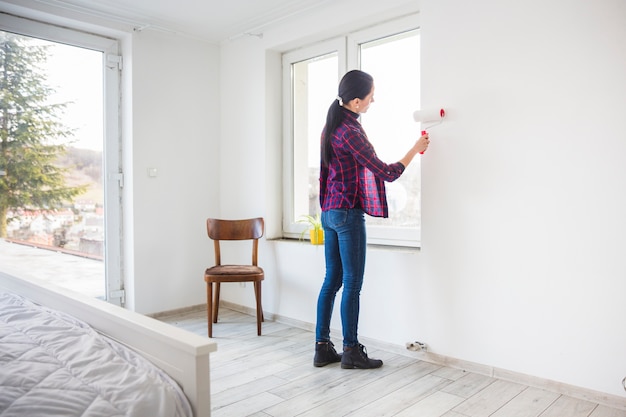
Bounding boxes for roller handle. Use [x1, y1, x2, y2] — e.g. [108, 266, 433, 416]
[420, 130, 427, 154]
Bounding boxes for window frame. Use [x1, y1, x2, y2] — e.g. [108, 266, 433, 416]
[282, 37, 347, 237]
[0, 13, 124, 303]
[282, 14, 421, 247]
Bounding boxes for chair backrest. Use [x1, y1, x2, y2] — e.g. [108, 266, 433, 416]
[206, 218, 264, 266]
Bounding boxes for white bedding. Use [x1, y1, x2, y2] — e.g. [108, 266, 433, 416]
[0, 292, 193, 417]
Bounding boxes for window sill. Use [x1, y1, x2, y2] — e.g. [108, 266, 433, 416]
[266, 237, 421, 252]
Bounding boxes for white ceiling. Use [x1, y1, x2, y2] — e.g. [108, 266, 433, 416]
[2, 0, 335, 43]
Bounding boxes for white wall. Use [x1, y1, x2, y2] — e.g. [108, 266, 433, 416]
[218, 0, 626, 401]
[127, 31, 221, 313]
[419, 0, 626, 398]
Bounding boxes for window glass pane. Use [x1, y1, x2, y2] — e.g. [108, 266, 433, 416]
[292, 52, 338, 218]
[360, 30, 420, 229]
[0, 31, 106, 299]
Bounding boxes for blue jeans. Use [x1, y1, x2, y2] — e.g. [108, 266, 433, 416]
[315, 208, 366, 348]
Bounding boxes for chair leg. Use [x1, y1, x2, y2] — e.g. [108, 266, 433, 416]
[213, 282, 220, 323]
[206, 281, 213, 338]
[254, 281, 263, 336]
[259, 282, 263, 326]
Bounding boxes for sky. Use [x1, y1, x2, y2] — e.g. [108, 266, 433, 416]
[38, 38, 104, 152]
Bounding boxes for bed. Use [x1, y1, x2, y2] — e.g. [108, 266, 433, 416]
[0, 270, 217, 417]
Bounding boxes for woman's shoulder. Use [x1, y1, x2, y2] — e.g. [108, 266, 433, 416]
[340, 117, 364, 133]
[335, 123, 363, 144]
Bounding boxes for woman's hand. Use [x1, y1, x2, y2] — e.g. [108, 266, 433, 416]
[399, 132, 430, 168]
[414, 132, 430, 154]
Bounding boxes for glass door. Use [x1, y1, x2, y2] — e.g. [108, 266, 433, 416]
[0, 15, 123, 305]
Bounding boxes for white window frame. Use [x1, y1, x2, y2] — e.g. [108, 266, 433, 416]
[282, 37, 346, 237]
[282, 14, 421, 247]
[0, 13, 124, 304]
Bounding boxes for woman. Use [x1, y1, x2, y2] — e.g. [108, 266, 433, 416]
[313, 70, 429, 369]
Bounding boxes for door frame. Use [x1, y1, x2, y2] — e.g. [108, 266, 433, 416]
[1, 13, 125, 305]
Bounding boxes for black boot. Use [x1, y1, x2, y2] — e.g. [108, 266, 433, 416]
[314, 341, 342, 367]
[341, 344, 383, 369]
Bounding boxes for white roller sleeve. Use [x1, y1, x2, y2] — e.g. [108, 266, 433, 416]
[413, 108, 446, 122]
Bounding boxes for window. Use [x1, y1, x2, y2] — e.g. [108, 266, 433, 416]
[0, 14, 124, 304]
[282, 15, 421, 247]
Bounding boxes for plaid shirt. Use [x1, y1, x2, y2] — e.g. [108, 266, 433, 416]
[319, 109, 405, 218]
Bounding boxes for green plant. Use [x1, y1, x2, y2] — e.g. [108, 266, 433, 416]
[297, 213, 322, 240]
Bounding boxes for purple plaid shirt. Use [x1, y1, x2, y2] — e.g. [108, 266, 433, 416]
[319, 109, 405, 218]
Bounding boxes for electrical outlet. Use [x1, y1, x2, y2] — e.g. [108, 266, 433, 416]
[405, 341, 427, 352]
[239, 282, 246, 288]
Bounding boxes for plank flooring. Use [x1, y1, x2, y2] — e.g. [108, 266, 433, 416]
[158, 307, 626, 417]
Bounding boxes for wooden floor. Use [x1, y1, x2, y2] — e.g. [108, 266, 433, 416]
[158, 307, 626, 417]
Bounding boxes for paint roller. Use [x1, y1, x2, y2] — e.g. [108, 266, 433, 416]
[413, 108, 446, 154]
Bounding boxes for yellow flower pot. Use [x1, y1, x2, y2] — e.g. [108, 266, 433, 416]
[310, 228, 324, 245]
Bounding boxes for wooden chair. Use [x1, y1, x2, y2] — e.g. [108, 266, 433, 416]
[204, 217, 265, 337]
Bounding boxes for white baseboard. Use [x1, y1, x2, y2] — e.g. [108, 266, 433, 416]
[148, 303, 206, 319]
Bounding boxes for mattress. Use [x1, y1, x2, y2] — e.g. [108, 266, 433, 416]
[0, 292, 193, 417]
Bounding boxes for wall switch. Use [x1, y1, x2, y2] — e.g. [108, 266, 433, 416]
[147, 167, 158, 177]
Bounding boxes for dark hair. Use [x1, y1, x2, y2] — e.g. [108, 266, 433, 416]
[321, 70, 374, 167]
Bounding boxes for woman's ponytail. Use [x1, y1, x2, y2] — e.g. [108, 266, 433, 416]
[321, 99, 343, 166]
[320, 70, 373, 167]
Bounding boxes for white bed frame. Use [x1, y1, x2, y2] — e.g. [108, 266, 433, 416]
[0, 271, 216, 417]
